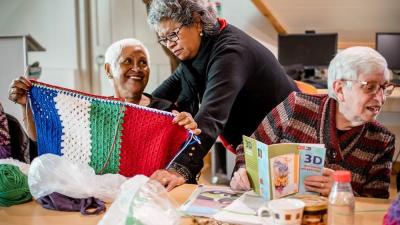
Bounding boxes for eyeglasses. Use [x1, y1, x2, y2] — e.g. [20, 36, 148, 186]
[158, 24, 184, 46]
[342, 79, 396, 96]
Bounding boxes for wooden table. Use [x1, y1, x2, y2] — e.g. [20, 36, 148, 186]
[0, 184, 391, 225]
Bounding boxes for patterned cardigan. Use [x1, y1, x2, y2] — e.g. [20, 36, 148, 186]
[235, 92, 395, 199]
[0, 103, 11, 158]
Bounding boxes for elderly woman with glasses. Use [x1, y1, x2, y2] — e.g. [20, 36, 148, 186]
[231, 46, 396, 199]
[146, 0, 298, 190]
[8, 38, 200, 144]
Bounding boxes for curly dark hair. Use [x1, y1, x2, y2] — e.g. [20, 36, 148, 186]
[147, 0, 219, 36]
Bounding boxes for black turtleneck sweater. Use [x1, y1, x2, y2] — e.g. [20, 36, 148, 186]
[153, 22, 298, 182]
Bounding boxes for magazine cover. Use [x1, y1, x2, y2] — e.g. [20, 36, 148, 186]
[243, 136, 325, 200]
[270, 153, 298, 198]
[298, 144, 326, 194]
[179, 185, 242, 217]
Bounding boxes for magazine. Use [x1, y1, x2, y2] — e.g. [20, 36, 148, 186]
[179, 185, 243, 217]
[213, 190, 270, 225]
[243, 136, 326, 200]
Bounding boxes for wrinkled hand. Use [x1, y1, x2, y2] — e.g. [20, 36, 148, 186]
[230, 167, 251, 191]
[8, 76, 32, 105]
[172, 110, 201, 135]
[304, 167, 335, 196]
[150, 169, 186, 192]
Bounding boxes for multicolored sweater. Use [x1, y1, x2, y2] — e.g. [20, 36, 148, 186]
[0, 103, 11, 158]
[28, 81, 191, 177]
[235, 92, 395, 199]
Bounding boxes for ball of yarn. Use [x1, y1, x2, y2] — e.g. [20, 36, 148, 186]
[0, 164, 32, 207]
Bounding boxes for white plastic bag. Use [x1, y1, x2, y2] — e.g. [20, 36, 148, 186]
[28, 154, 127, 202]
[99, 175, 180, 225]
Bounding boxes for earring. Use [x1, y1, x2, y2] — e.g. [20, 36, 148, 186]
[200, 31, 203, 37]
[107, 74, 113, 79]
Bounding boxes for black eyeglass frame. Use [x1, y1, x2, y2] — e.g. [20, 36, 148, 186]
[158, 24, 185, 46]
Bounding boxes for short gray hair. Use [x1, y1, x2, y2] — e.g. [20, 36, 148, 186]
[104, 38, 150, 73]
[327, 46, 390, 99]
[147, 0, 218, 36]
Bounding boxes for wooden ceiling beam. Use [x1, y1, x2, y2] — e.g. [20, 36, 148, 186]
[251, 0, 287, 35]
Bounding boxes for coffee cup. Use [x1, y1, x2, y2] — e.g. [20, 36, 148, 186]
[258, 198, 305, 225]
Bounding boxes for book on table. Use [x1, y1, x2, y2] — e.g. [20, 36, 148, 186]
[243, 135, 326, 200]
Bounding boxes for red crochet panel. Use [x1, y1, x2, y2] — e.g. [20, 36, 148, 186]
[118, 106, 189, 177]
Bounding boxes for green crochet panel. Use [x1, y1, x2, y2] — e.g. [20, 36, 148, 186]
[89, 100, 125, 174]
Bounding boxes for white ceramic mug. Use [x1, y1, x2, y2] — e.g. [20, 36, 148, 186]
[258, 198, 305, 225]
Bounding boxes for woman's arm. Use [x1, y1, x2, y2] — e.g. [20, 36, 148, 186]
[8, 77, 37, 141]
[152, 68, 183, 103]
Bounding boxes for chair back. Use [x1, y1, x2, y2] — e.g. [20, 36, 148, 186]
[294, 80, 318, 94]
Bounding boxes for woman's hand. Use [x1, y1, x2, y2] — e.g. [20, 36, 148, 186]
[230, 167, 251, 191]
[304, 167, 335, 196]
[172, 110, 201, 135]
[8, 76, 32, 105]
[150, 169, 186, 191]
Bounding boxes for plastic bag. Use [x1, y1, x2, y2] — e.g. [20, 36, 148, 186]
[99, 175, 180, 225]
[28, 154, 127, 202]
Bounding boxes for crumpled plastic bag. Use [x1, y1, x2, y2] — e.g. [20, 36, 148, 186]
[98, 175, 180, 225]
[28, 154, 127, 202]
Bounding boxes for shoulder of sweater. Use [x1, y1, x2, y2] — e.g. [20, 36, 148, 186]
[366, 120, 396, 141]
[290, 92, 328, 111]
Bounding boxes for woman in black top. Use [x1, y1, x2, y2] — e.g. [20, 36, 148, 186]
[147, 0, 298, 190]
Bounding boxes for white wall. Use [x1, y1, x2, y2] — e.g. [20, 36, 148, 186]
[220, 0, 278, 56]
[131, 1, 172, 93]
[0, 0, 78, 89]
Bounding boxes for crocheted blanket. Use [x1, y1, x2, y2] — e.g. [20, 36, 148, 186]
[28, 80, 190, 177]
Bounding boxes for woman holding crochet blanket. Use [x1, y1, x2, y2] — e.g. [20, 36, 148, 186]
[8, 38, 200, 143]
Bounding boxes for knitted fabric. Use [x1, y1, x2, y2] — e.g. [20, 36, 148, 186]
[0, 103, 10, 146]
[119, 106, 188, 177]
[30, 86, 63, 156]
[235, 92, 395, 198]
[55, 93, 92, 165]
[28, 80, 190, 177]
[89, 100, 124, 174]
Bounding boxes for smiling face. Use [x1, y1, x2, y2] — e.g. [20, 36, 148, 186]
[335, 70, 390, 127]
[156, 19, 202, 61]
[106, 45, 149, 100]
